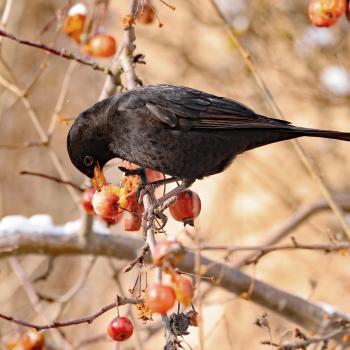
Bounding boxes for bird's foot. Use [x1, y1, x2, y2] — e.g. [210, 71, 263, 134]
[136, 177, 179, 205]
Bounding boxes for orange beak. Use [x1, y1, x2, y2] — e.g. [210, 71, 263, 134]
[92, 162, 106, 191]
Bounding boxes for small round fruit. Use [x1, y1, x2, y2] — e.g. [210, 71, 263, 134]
[172, 275, 194, 307]
[308, 0, 346, 27]
[169, 190, 201, 223]
[124, 215, 142, 231]
[153, 240, 184, 267]
[82, 187, 95, 215]
[83, 34, 117, 57]
[92, 184, 120, 219]
[22, 330, 44, 350]
[136, 4, 155, 24]
[107, 316, 133, 342]
[144, 284, 176, 314]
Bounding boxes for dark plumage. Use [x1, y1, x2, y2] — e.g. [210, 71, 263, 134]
[67, 84, 350, 182]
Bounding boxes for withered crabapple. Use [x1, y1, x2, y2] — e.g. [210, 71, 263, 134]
[63, 3, 87, 43]
[124, 215, 142, 231]
[136, 3, 155, 25]
[81, 187, 95, 215]
[92, 184, 127, 220]
[152, 240, 185, 268]
[171, 274, 195, 307]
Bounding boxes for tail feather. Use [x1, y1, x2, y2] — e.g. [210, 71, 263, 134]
[292, 127, 350, 142]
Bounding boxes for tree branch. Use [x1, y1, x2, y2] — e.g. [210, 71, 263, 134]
[0, 228, 347, 334]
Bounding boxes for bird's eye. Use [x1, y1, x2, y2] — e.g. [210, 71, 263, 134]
[84, 155, 94, 167]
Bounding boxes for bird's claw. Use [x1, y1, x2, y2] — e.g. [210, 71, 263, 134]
[137, 183, 156, 205]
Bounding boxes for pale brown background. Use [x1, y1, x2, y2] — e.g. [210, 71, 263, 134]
[0, 0, 350, 349]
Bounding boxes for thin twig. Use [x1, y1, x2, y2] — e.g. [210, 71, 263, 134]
[0, 141, 47, 149]
[0, 29, 112, 75]
[0, 296, 144, 331]
[19, 171, 84, 192]
[262, 327, 350, 349]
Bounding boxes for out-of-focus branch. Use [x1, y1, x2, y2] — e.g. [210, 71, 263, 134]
[201, 237, 350, 265]
[231, 193, 350, 267]
[0, 29, 112, 75]
[210, 0, 350, 240]
[19, 171, 84, 192]
[0, 229, 348, 334]
[8, 257, 74, 349]
[0, 73, 81, 206]
[262, 327, 350, 349]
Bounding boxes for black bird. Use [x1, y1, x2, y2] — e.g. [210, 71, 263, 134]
[67, 84, 350, 188]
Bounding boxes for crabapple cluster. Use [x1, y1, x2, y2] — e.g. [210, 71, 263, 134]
[63, 2, 155, 58]
[81, 163, 201, 342]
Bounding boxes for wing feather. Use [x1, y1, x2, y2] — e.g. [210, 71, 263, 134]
[140, 85, 292, 130]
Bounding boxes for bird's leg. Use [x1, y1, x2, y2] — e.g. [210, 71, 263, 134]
[137, 177, 179, 204]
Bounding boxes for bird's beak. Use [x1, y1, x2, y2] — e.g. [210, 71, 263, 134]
[92, 162, 106, 191]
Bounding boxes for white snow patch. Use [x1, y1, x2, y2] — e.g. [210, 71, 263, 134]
[68, 3, 87, 16]
[28, 215, 54, 228]
[295, 27, 335, 56]
[320, 65, 350, 96]
[0, 215, 111, 235]
[319, 302, 337, 315]
[0, 215, 29, 233]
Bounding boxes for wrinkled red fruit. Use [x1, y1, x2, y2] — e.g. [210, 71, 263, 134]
[144, 284, 176, 314]
[145, 168, 164, 182]
[136, 4, 155, 24]
[124, 191, 143, 231]
[308, 0, 346, 26]
[169, 190, 201, 224]
[63, 14, 86, 42]
[124, 215, 142, 231]
[107, 316, 133, 342]
[92, 185, 120, 219]
[172, 274, 195, 306]
[82, 187, 95, 215]
[153, 240, 184, 267]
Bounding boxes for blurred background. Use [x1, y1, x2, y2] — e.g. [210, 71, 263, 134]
[0, 0, 350, 349]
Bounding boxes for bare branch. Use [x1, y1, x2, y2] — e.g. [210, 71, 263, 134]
[0, 29, 112, 75]
[0, 295, 143, 331]
[19, 171, 84, 192]
[233, 193, 350, 267]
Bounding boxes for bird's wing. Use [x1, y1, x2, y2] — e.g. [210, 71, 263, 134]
[142, 85, 291, 130]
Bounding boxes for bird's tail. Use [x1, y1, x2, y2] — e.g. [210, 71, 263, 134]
[292, 127, 350, 142]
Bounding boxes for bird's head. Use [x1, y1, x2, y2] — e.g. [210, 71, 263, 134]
[67, 99, 117, 189]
